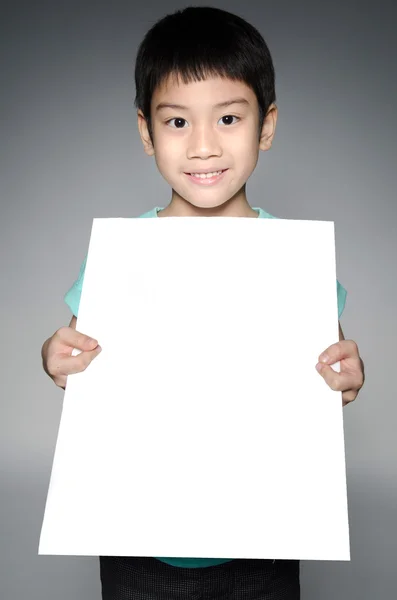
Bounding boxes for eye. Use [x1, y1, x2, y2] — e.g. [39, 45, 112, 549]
[166, 118, 188, 128]
[218, 115, 239, 126]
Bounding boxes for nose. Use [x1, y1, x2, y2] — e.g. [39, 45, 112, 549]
[186, 124, 222, 160]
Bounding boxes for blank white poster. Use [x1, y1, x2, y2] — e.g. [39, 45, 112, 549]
[39, 217, 350, 560]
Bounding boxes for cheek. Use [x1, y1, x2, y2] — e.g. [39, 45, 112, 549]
[153, 136, 182, 172]
[233, 123, 259, 153]
[235, 134, 260, 174]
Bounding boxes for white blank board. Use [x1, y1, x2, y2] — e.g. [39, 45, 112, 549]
[39, 217, 350, 560]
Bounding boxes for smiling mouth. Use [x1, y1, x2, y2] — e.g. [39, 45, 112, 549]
[186, 169, 228, 179]
[184, 169, 229, 186]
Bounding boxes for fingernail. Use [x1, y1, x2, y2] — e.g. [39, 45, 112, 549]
[96, 345, 102, 352]
[316, 362, 324, 372]
[319, 354, 329, 363]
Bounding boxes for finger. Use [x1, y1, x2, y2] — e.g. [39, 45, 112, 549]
[316, 363, 362, 392]
[55, 326, 99, 351]
[57, 345, 102, 376]
[342, 389, 357, 403]
[318, 339, 359, 365]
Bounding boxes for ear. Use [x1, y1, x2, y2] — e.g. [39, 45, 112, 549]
[137, 110, 155, 156]
[259, 103, 278, 151]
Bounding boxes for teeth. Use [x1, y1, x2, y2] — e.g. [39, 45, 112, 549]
[190, 171, 223, 179]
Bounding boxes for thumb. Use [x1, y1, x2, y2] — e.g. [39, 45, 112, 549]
[62, 344, 103, 375]
[316, 362, 350, 392]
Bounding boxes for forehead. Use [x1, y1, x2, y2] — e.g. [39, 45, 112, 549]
[151, 74, 257, 110]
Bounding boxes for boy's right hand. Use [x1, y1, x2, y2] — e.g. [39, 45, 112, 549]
[41, 319, 102, 389]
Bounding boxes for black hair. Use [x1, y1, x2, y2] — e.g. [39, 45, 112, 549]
[134, 6, 276, 142]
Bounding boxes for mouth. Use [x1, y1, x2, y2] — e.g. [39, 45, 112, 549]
[185, 169, 228, 185]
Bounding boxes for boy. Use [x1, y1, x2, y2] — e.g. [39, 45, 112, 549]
[41, 6, 364, 600]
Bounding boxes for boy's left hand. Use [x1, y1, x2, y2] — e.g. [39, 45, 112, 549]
[315, 335, 365, 407]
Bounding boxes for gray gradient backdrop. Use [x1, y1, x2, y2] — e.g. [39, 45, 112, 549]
[1, 0, 396, 598]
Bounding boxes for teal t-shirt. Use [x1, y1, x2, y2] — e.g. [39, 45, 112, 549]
[64, 206, 347, 569]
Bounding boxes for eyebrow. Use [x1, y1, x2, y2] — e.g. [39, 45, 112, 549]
[155, 97, 250, 112]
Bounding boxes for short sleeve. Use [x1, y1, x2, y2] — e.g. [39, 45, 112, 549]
[337, 279, 347, 320]
[64, 256, 87, 317]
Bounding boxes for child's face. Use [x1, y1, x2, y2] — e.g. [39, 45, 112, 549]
[138, 75, 277, 211]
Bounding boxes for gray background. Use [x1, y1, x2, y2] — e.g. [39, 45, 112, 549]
[1, 0, 396, 598]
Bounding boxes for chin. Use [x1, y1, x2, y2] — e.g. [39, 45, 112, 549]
[188, 198, 229, 210]
[178, 191, 234, 210]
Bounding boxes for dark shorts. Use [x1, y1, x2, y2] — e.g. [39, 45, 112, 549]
[100, 556, 300, 600]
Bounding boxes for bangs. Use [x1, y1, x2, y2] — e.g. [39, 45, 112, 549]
[134, 7, 275, 134]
